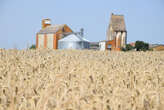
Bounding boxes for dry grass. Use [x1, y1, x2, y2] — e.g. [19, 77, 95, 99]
[0, 49, 164, 110]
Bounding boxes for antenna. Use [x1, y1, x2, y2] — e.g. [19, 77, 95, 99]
[80, 28, 84, 37]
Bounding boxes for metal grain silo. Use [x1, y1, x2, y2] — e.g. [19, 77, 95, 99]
[58, 34, 89, 50]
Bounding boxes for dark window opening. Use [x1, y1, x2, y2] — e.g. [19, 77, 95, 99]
[107, 45, 112, 50]
[62, 28, 65, 32]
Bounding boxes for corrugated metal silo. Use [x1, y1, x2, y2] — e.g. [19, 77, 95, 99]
[58, 34, 89, 50]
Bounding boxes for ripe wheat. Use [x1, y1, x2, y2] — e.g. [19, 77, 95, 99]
[0, 49, 164, 110]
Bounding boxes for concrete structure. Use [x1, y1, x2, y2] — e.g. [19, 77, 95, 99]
[58, 34, 89, 50]
[36, 19, 73, 49]
[105, 13, 127, 51]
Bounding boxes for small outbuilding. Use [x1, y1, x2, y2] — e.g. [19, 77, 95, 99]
[58, 34, 89, 50]
[99, 41, 106, 51]
[99, 37, 119, 51]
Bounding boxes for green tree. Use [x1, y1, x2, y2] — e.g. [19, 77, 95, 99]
[126, 44, 134, 51]
[121, 44, 134, 51]
[135, 41, 149, 51]
[29, 44, 36, 49]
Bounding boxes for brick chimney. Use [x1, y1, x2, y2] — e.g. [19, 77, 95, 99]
[42, 19, 51, 29]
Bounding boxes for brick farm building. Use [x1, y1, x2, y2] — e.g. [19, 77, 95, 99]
[36, 19, 73, 49]
[100, 13, 127, 51]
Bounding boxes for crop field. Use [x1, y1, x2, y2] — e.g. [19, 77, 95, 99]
[0, 49, 164, 110]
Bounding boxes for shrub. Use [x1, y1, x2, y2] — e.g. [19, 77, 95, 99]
[29, 44, 36, 49]
[135, 41, 149, 51]
[121, 44, 134, 51]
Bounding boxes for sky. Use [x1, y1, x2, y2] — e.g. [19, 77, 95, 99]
[0, 0, 164, 49]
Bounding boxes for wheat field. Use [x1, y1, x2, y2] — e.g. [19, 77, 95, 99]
[0, 49, 164, 110]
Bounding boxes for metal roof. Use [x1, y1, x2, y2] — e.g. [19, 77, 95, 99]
[37, 24, 65, 34]
[109, 14, 126, 32]
[59, 34, 89, 42]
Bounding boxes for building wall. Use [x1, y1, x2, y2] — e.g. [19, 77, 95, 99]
[38, 34, 44, 48]
[58, 41, 88, 50]
[99, 42, 106, 51]
[116, 32, 122, 48]
[37, 34, 58, 49]
[47, 34, 54, 49]
[102, 37, 121, 51]
[121, 32, 127, 48]
[106, 39, 116, 50]
[44, 34, 47, 48]
[53, 34, 58, 49]
[107, 27, 114, 41]
[36, 25, 73, 50]
[107, 27, 127, 51]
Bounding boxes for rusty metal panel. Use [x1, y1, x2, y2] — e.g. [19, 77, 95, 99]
[47, 34, 54, 49]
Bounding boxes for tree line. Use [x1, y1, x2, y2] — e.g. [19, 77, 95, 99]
[122, 41, 149, 51]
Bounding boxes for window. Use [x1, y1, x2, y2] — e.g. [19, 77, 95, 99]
[107, 45, 112, 50]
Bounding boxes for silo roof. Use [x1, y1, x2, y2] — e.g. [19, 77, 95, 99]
[59, 34, 89, 42]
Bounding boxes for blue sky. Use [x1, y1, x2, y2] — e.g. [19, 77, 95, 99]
[0, 0, 164, 49]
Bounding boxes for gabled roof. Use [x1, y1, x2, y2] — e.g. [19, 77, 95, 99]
[109, 14, 126, 32]
[37, 24, 66, 34]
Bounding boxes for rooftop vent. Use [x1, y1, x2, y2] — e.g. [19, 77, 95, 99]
[42, 18, 51, 29]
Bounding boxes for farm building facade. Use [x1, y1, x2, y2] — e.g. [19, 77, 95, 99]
[36, 14, 127, 51]
[100, 13, 127, 51]
[36, 19, 73, 49]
